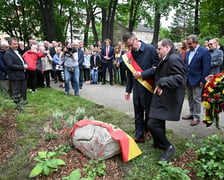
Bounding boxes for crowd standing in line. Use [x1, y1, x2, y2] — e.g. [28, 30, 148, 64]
[0, 38, 128, 107]
[0, 33, 224, 161]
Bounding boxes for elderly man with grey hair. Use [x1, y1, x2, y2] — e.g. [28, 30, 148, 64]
[208, 38, 223, 74]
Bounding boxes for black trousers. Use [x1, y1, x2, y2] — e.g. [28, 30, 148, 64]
[133, 102, 150, 139]
[27, 70, 37, 91]
[43, 70, 51, 87]
[102, 61, 113, 83]
[10, 79, 27, 104]
[147, 118, 171, 150]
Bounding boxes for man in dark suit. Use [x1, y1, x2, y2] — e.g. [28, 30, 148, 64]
[182, 35, 211, 126]
[122, 32, 159, 143]
[101, 39, 115, 85]
[0, 40, 10, 96]
[49, 41, 58, 82]
[148, 39, 186, 161]
[4, 37, 28, 110]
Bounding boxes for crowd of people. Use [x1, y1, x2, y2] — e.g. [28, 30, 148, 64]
[0, 33, 224, 161]
[0, 37, 128, 108]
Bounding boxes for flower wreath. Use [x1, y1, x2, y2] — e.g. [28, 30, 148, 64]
[202, 73, 224, 129]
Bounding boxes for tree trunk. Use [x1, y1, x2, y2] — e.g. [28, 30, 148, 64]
[101, 8, 107, 42]
[83, 10, 91, 47]
[128, 0, 135, 32]
[90, 11, 99, 45]
[194, 0, 200, 35]
[69, 9, 73, 43]
[109, 0, 118, 45]
[151, 5, 161, 47]
[128, 0, 142, 32]
[38, 0, 56, 41]
[101, 0, 118, 44]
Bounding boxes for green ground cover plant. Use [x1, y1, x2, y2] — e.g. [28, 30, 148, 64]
[29, 151, 65, 178]
[187, 133, 224, 179]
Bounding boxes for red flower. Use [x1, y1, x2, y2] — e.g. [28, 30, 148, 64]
[207, 98, 212, 102]
[215, 108, 221, 113]
[213, 94, 220, 101]
[221, 103, 224, 109]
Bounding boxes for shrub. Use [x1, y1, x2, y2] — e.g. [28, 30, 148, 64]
[187, 134, 224, 179]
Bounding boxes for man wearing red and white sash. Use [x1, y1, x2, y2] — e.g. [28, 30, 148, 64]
[122, 32, 159, 143]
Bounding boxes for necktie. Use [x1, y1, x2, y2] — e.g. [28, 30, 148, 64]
[106, 46, 108, 56]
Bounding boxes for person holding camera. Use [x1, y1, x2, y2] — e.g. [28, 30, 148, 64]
[63, 47, 80, 96]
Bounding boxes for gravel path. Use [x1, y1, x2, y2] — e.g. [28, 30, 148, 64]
[52, 82, 224, 139]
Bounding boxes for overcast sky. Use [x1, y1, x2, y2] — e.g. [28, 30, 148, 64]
[161, 10, 175, 29]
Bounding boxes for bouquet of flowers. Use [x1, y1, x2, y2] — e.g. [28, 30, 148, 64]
[202, 73, 224, 129]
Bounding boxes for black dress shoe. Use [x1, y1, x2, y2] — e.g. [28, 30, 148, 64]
[102, 82, 106, 85]
[160, 145, 176, 161]
[110, 82, 113, 86]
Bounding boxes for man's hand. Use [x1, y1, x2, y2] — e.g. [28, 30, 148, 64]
[24, 64, 28, 69]
[199, 82, 204, 88]
[104, 56, 109, 60]
[133, 71, 141, 79]
[154, 85, 163, 96]
[124, 93, 130, 101]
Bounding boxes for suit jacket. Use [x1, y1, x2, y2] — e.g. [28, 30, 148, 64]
[0, 50, 7, 80]
[78, 49, 84, 69]
[125, 41, 160, 106]
[4, 48, 27, 80]
[49, 47, 56, 58]
[184, 46, 211, 86]
[90, 55, 101, 68]
[101, 45, 115, 63]
[149, 50, 186, 121]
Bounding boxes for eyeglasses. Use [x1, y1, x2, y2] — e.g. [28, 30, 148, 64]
[208, 43, 213, 46]
[187, 43, 192, 46]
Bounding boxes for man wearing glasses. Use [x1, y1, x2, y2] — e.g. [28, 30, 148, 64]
[208, 39, 223, 74]
[122, 32, 159, 143]
[182, 35, 211, 126]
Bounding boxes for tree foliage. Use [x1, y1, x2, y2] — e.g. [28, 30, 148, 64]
[200, 0, 224, 38]
[2, 0, 220, 46]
